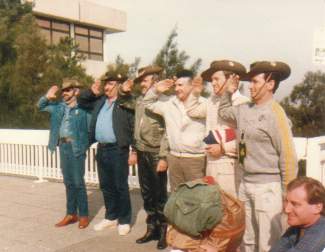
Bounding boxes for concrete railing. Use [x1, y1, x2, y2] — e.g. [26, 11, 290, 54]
[0, 129, 325, 186]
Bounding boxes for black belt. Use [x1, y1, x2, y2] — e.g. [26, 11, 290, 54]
[98, 142, 118, 148]
[59, 137, 73, 144]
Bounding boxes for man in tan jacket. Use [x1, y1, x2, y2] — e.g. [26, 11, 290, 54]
[143, 69, 206, 191]
[185, 60, 249, 197]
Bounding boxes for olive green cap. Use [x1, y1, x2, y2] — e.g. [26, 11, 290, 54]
[134, 65, 163, 83]
[244, 61, 291, 81]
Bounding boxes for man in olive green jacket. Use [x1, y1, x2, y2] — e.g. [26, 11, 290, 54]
[119, 66, 169, 250]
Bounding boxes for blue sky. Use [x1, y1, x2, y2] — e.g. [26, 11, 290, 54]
[92, 0, 325, 99]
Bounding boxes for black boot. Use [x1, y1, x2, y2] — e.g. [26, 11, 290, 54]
[136, 224, 159, 244]
[157, 224, 168, 250]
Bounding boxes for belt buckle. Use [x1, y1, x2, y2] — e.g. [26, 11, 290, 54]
[60, 137, 73, 144]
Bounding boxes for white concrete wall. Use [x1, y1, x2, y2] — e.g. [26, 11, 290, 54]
[82, 60, 107, 78]
[31, 0, 126, 31]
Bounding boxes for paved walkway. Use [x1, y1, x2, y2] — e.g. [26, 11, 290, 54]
[0, 175, 168, 252]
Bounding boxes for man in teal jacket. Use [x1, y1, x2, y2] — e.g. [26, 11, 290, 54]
[38, 79, 90, 229]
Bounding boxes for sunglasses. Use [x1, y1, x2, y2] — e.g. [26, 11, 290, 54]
[62, 87, 74, 93]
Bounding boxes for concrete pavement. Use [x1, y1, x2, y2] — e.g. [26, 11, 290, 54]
[0, 175, 169, 252]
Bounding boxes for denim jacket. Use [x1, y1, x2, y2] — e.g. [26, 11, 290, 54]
[270, 216, 325, 252]
[38, 96, 90, 157]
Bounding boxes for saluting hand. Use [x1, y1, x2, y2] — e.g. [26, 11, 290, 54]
[192, 76, 204, 96]
[226, 74, 240, 94]
[91, 79, 101, 96]
[121, 79, 134, 93]
[154, 79, 174, 93]
[46, 85, 59, 100]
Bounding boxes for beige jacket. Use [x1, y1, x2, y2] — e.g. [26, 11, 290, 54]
[143, 87, 206, 157]
[185, 90, 250, 160]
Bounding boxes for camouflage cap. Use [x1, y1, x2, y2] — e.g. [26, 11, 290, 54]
[134, 65, 163, 83]
[201, 60, 247, 81]
[244, 61, 291, 81]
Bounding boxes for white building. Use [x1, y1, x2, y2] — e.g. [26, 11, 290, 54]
[27, 0, 127, 77]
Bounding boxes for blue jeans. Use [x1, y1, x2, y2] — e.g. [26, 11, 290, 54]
[59, 143, 88, 217]
[96, 144, 131, 224]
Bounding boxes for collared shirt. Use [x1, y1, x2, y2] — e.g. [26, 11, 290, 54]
[270, 216, 325, 252]
[95, 99, 116, 143]
[59, 103, 73, 138]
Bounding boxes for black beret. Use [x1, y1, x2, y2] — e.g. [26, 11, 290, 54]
[176, 69, 194, 79]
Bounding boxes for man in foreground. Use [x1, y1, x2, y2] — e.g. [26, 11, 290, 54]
[186, 60, 249, 197]
[219, 61, 298, 251]
[271, 176, 325, 252]
[120, 65, 169, 249]
[38, 79, 90, 229]
[143, 69, 206, 191]
[78, 73, 135, 235]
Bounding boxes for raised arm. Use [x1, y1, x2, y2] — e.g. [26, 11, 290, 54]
[78, 81, 102, 112]
[142, 79, 174, 116]
[218, 75, 242, 125]
[117, 79, 136, 111]
[37, 85, 59, 113]
[185, 76, 207, 119]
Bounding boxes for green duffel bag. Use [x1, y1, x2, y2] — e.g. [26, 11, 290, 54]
[164, 178, 224, 237]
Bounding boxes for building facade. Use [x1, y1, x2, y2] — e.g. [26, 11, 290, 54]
[27, 0, 126, 77]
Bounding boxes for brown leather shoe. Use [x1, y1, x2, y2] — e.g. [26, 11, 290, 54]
[78, 217, 89, 229]
[55, 214, 78, 227]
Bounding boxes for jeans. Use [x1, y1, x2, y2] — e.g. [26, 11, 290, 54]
[59, 142, 88, 217]
[96, 144, 131, 224]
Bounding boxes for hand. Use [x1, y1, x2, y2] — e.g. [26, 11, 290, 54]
[154, 79, 174, 93]
[46, 85, 59, 100]
[226, 74, 240, 94]
[128, 152, 137, 166]
[192, 76, 204, 96]
[91, 79, 101, 96]
[156, 159, 168, 172]
[74, 88, 80, 97]
[205, 144, 223, 158]
[121, 79, 134, 93]
[200, 244, 218, 252]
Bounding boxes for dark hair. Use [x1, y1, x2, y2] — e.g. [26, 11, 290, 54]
[264, 72, 280, 93]
[287, 177, 325, 216]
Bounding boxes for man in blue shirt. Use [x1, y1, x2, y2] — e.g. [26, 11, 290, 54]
[271, 176, 325, 252]
[78, 73, 135, 236]
[38, 79, 90, 229]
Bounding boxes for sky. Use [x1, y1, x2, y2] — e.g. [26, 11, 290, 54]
[91, 0, 325, 100]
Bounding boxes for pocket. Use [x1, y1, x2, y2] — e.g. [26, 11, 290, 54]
[255, 184, 281, 212]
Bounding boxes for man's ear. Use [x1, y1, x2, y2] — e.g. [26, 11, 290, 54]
[312, 203, 323, 215]
[266, 79, 275, 91]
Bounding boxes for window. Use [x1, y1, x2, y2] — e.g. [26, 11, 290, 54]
[75, 25, 103, 61]
[36, 16, 70, 45]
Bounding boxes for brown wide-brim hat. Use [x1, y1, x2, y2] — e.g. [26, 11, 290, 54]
[61, 79, 82, 90]
[134, 65, 163, 83]
[101, 73, 128, 83]
[201, 60, 247, 81]
[243, 61, 291, 81]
